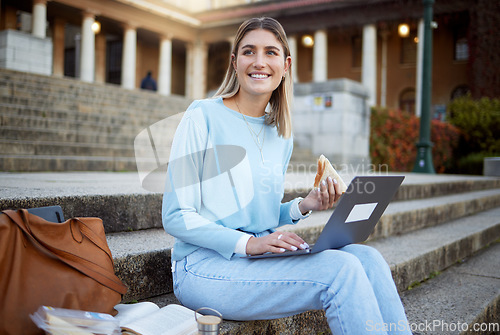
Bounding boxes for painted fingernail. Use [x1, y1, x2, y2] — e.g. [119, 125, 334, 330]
[291, 246, 298, 251]
[304, 242, 310, 248]
[279, 248, 286, 253]
[321, 180, 327, 186]
[333, 179, 338, 184]
[316, 187, 321, 192]
[300, 243, 308, 250]
[327, 176, 332, 183]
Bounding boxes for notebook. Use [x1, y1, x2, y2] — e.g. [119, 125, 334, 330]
[244, 175, 404, 259]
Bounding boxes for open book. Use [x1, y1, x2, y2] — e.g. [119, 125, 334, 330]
[114, 302, 199, 335]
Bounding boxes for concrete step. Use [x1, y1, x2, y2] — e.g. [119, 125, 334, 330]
[0, 93, 182, 119]
[0, 68, 192, 173]
[0, 108, 153, 132]
[0, 170, 498, 333]
[108, 229, 175, 301]
[123, 223, 500, 335]
[0, 70, 191, 113]
[0, 139, 135, 157]
[0, 115, 179, 146]
[0, 154, 137, 172]
[0, 76, 173, 104]
[106, 206, 500, 302]
[144, 242, 500, 335]
[149, 292, 330, 335]
[283, 188, 500, 243]
[282, 172, 500, 202]
[401, 242, 500, 335]
[0, 172, 161, 231]
[0, 96, 178, 122]
[1, 173, 499, 234]
[0, 98, 183, 124]
[368, 206, 500, 292]
[0, 126, 140, 145]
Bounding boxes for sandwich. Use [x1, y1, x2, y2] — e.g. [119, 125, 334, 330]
[313, 155, 348, 193]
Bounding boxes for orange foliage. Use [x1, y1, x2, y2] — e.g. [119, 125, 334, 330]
[370, 108, 460, 173]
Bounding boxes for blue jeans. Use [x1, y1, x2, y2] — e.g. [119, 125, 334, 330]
[173, 243, 411, 335]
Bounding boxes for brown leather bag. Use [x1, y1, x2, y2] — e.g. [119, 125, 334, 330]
[0, 209, 128, 335]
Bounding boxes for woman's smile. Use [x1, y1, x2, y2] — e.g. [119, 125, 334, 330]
[249, 72, 270, 80]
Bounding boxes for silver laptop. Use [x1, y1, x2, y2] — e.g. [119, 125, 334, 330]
[244, 175, 404, 259]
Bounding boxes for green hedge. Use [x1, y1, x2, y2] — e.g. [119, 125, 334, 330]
[446, 95, 500, 174]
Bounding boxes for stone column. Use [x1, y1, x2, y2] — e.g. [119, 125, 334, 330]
[121, 24, 137, 90]
[32, 0, 47, 38]
[362, 24, 377, 107]
[158, 35, 172, 96]
[313, 29, 327, 82]
[95, 33, 106, 84]
[415, 19, 424, 117]
[288, 35, 298, 83]
[380, 30, 389, 107]
[186, 39, 207, 99]
[52, 18, 65, 77]
[80, 12, 95, 83]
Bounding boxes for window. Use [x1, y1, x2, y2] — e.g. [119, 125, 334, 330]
[106, 40, 122, 85]
[454, 33, 469, 61]
[452, 14, 469, 61]
[399, 88, 415, 114]
[400, 32, 417, 64]
[64, 48, 76, 78]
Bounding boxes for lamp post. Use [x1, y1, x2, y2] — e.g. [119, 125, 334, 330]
[413, 0, 436, 173]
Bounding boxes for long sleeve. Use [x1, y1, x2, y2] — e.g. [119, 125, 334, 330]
[277, 140, 297, 227]
[162, 98, 297, 261]
[162, 105, 247, 260]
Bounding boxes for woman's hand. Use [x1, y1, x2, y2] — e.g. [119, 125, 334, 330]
[299, 177, 343, 213]
[245, 231, 309, 255]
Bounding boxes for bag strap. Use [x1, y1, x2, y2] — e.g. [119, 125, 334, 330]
[2, 210, 128, 295]
[73, 217, 115, 264]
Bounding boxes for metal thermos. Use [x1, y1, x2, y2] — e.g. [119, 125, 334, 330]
[195, 307, 222, 335]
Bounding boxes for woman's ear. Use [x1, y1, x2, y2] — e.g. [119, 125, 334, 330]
[231, 53, 237, 72]
[284, 56, 292, 76]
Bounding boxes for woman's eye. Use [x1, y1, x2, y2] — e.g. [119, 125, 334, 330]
[267, 50, 277, 56]
[242, 50, 254, 55]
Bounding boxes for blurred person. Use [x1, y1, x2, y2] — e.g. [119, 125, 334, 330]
[140, 71, 157, 91]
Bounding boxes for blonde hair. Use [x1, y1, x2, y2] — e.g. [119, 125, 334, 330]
[213, 17, 293, 138]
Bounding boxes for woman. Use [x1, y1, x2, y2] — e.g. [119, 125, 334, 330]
[162, 17, 411, 335]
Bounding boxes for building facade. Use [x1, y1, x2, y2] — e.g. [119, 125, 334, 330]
[1, 0, 497, 115]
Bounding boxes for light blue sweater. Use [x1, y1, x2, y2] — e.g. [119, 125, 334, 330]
[162, 97, 298, 261]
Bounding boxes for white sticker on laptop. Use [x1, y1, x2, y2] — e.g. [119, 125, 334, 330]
[345, 203, 378, 223]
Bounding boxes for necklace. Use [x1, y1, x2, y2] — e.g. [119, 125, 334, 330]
[234, 99, 266, 163]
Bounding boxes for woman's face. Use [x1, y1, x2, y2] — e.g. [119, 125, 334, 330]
[232, 28, 291, 98]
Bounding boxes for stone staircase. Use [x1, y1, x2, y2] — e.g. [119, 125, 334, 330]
[1, 68, 499, 334]
[1, 171, 499, 334]
[0, 68, 191, 172]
